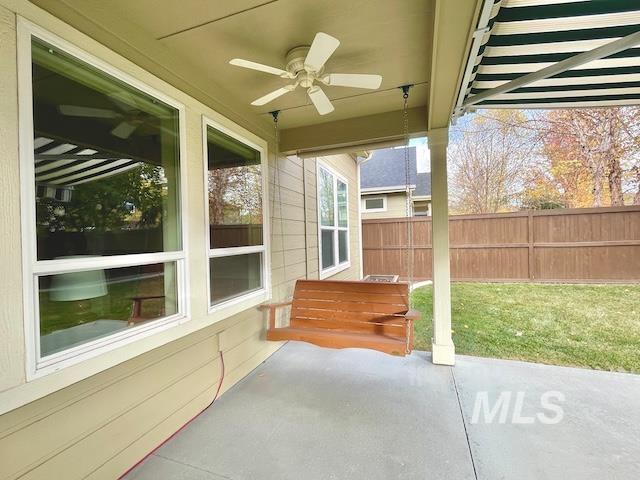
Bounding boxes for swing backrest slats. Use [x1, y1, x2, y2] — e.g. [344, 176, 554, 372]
[290, 280, 410, 339]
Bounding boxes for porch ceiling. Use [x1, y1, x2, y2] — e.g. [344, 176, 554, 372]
[35, 0, 432, 130]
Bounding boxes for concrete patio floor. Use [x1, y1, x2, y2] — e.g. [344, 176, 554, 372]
[125, 342, 640, 480]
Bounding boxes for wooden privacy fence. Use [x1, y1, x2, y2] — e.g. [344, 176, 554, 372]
[362, 206, 640, 283]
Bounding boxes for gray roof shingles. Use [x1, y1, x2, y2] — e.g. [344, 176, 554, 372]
[360, 147, 430, 196]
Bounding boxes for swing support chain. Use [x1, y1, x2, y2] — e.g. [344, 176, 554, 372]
[398, 85, 414, 295]
[269, 110, 287, 292]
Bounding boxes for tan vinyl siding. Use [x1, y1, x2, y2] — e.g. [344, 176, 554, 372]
[0, 3, 25, 393]
[0, 2, 358, 479]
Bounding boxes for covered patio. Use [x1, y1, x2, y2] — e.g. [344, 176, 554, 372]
[124, 342, 640, 480]
[1, 0, 639, 479]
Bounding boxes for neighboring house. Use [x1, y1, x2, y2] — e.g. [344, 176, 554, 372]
[360, 147, 431, 219]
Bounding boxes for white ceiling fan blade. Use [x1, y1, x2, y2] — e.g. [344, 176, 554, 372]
[111, 122, 138, 139]
[58, 105, 120, 118]
[322, 73, 382, 90]
[304, 32, 340, 72]
[307, 86, 334, 115]
[107, 92, 139, 113]
[251, 85, 296, 106]
[229, 58, 293, 78]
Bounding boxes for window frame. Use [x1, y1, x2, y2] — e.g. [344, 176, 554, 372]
[202, 116, 271, 316]
[316, 161, 350, 279]
[18, 20, 190, 379]
[362, 195, 387, 213]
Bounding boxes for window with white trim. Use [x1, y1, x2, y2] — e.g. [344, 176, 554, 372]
[22, 32, 187, 373]
[362, 196, 387, 212]
[205, 122, 268, 309]
[318, 164, 350, 276]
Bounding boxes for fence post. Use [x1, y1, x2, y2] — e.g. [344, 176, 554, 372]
[528, 210, 535, 281]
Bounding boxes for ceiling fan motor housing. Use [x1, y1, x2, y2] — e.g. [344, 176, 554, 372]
[286, 46, 319, 76]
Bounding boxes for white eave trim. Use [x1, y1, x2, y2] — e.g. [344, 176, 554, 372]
[361, 185, 416, 194]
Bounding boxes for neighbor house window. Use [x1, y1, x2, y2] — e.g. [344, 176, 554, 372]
[362, 196, 386, 212]
[318, 163, 349, 277]
[205, 121, 268, 310]
[22, 32, 186, 374]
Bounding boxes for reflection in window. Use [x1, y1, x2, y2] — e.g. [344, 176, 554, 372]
[207, 128, 262, 249]
[318, 165, 349, 274]
[337, 180, 348, 228]
[338, 230, 348, 263]
[26, 35, 184, 364]
[32, 38, 181, 260]
[206, 125, 266, 307]
[319, 167, 334, 227]
[209, 253, 262, 304]
[321, 230, 335, 269]
[39, 262, 177, 357]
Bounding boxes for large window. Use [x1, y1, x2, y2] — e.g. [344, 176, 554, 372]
[22, 31, 186, 374]
[205, 121, 268, 310]
[317, 163, 350, 277]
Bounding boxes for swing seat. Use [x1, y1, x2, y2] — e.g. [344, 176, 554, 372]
[261, 279, 419, 356]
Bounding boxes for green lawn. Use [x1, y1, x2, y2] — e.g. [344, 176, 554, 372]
[39, 274, 166, 335]
[411, 283, 640, 374]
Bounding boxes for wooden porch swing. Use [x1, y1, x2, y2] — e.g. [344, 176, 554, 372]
[262, 279, 419, 356]
[262, 87, 419, 356]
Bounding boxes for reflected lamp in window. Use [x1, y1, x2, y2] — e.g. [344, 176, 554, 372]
[23, 34, 186, 369]
[318, 164, 349, 274]
[206, 124, 266, 307]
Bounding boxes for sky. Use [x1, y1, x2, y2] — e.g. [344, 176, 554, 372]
[409, 137, 430, 173]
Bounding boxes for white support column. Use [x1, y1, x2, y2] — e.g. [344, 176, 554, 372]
[428, 128, 455, 365]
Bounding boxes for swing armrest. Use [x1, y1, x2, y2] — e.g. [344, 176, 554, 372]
[259, 301, 292, 330]
[259, 301, 292, 309]
[404, 309, 420, 353]
[404, 309, 421, 321]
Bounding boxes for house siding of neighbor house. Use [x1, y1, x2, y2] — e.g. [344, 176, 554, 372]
[0, 2, 360, 478]
[361, 191, 409, 219]
[360, 147, 431, 220]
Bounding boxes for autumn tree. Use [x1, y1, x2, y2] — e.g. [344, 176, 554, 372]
[537, 108, 640, 207]
[453, 107, 640, 211]
[449, 110, 539, 214]
[208, 165, 262, 224]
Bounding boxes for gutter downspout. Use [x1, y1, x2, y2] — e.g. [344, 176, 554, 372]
[355, 152, 372, 279]
[302, 156, 309, 280]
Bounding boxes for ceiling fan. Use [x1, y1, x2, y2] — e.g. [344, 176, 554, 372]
[229, 32, 383, 115]
[57, 93, 170, 140]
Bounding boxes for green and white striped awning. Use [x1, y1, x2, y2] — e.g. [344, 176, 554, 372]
[34, 136, 140, 186]
[458, 0, 640, 112]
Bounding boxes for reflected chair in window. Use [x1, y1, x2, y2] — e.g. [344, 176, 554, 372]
[127, 263, 166, 325]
